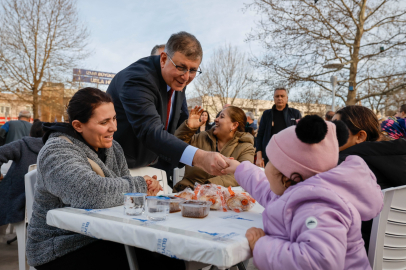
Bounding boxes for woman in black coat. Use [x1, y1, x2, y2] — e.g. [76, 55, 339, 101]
[195, 110, 211, 134]
[333, 105, 406, 252]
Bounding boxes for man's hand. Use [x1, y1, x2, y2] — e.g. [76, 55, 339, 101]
[192, 149, 228, 176]
[143, 175, 163, 196]
[0, 174, 3, 181]
[246, 227, 265, 252]
[187, 106, 205, 129]
[256, 151, 264, 168]
[221, 158, 240, 174]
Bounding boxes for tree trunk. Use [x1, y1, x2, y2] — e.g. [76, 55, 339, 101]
[32, 86, 39, 119]
[346, 0, 367, 106]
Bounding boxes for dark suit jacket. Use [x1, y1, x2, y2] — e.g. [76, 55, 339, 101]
[107, 55, 188, 169]
[257, 104, 302, 161]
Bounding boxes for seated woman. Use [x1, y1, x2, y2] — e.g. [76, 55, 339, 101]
[333, 105, 406, 252]
[26, 88, 175, 270]
[195, 110, 211, 134]
[173, 106, 255, 192]
[0, 120, 44, 227]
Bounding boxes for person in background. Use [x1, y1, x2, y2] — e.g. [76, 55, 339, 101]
[223, 115, 382, 270]
[151, 44, 165, 55]
[256, 87, 302, 167]
[395, 104, 406, 119]
[26, 88, 167, 270]
[196, 110, 211, 134]
[107, 32, 228, 182]
[173, 106, 255, 191]
[381, 116, 406, 140]
[334, 105, 406, 252]
[246, 111, 257, 131]
[0, 120, 44, 227]
[324, 111, 335, 121]
[0, 110, 32, 146]
[151, 43, 189, 128]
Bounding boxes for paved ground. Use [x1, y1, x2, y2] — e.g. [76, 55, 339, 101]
[0, 231, 257, 270]
[0, 232, 23, 270]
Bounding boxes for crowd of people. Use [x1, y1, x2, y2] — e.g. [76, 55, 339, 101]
[0, 31, 404, 270]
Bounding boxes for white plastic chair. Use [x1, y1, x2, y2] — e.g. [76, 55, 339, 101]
[368, 185, 406, 270]
[129, 167, 170, 195]
[173, 167, 185, 186]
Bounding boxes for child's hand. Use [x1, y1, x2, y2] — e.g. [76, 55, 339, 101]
[246, 227, 265, 252]
[221, 158, 240, 174]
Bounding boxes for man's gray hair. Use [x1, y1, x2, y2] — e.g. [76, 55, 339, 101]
[151, 44, 165, 56]
[18, 110, 31, 118]
[246, 111, 255, 120]
[164, 31, 203, 61]
[274, 87, 288, 93]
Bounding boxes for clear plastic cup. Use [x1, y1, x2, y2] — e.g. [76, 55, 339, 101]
[124, 193, 146, 216]
[146, 196, 170, 221]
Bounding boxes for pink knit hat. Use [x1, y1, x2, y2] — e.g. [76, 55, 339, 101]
[266, 115, 349, 181]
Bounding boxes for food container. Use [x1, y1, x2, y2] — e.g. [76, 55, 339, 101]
[146, 196, 170, 221]
[180, 200, 212, 218]
[124, 193, 146, 216]
[160, 195, 186, 213]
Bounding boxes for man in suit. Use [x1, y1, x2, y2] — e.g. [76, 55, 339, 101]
[151, 43, 189, 127]
[256, 87, 302, 167]
[107, 31, 228, 178]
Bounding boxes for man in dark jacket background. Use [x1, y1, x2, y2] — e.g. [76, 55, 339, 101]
[0, 110, 32, 146]
[256, 88, 302, 167]
[107, 32, 229, 181]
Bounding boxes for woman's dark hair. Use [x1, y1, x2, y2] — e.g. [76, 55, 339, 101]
[226, 106, 255, 136]
[30, 119, 44, 138]
[200, 111, 211, 127]
[67, 87, 112, 124]
[335, 105, 380, 142]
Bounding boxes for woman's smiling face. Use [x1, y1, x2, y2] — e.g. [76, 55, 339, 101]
[213, 108, 238, 138]
[72, 102, 117, 151]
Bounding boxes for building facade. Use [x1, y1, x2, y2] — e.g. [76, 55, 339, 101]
[187, 95, 332, 122]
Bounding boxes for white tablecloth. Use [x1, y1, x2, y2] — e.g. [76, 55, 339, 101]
[47, 203, 264, 269]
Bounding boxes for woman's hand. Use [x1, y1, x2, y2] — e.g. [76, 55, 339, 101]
[187, 106, 205, 129]
[143, 175, 163, 196]
[221, 158, 240, 174]
[246, 227, 265, 252]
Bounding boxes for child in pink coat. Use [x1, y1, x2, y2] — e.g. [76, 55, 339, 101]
[224, 115, 383, 270]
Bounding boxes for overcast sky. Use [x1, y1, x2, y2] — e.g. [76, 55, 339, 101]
[76, 0, 260, 74]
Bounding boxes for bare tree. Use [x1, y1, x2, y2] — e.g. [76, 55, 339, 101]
[0, 0, 90, 119]
[193, 44, 266, 113]
[246, 0, 406, 106]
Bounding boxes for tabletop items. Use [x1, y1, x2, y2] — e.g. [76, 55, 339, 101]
[123, 193, 146, 216]
[174, 183, 256, 215]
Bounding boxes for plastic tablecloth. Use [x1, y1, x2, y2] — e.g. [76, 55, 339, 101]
[46, 203, 264, 269]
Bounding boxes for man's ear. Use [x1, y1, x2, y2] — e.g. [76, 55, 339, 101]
[72, 120, 83, 133]
[160, 52, 167, 69]
[356, 130, 368, 144]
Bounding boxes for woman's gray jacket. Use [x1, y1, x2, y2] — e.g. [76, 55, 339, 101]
[26, 132, 147, 267]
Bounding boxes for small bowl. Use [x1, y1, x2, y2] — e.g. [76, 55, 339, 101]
[180, 200, 212, 218]
[160, 195, 186, 213]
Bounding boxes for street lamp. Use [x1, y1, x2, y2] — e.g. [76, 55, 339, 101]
[330, 76, 338, 111]
[322, 61, 352, 111]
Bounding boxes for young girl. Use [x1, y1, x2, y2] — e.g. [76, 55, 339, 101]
[224, 115, 383, 270]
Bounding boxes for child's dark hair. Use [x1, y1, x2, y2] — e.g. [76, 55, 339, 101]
[30, 119, 44, 138]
